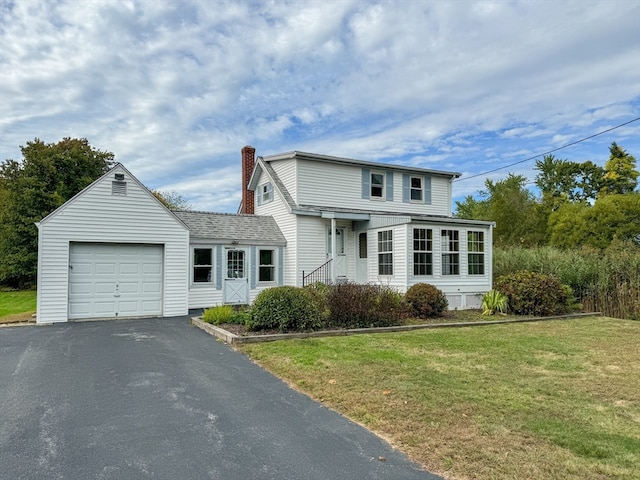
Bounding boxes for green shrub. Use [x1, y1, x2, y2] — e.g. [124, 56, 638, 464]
[405, 283, 448, 319]
[248, 286, 321, 333]
[202, 305, 235, 325]
[481, 289, 508, 315]
[326, 283, 406, 328]
[304, 282, 331, 322]
[494, 271, 570, 316]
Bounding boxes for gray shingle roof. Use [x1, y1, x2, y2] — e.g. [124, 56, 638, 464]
[173, 211, 286, 245]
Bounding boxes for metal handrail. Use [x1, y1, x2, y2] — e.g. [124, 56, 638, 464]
[302, 258, 333, 287]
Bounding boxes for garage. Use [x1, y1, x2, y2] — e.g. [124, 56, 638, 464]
[68, 243, 164, 320]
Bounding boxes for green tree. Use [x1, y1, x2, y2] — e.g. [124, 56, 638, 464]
[600, 142, 639, 196]
[151, 190, 192, 210]
[0, 138, 114, 287]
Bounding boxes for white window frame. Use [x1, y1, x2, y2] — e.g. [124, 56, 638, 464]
[258, 182, 273, 205]
[441, 229, 460, 275]
[410, 176, 423, 202]
[370, 171, 385, 199]
[192, 247, 214, 284]
[467, 231, 485, 275]
[413, 228, 433, 276]
[377, 230, 393, 276]
[258, 248, 277, 284]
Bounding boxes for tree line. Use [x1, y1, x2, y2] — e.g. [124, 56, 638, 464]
[456, 142, 639, 248]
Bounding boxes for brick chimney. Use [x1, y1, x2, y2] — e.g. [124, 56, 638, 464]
[241, 145, 256, 214]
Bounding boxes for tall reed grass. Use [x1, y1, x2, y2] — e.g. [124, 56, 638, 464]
[493, 240, 640, 320]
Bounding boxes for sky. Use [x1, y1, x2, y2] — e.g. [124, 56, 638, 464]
[1, 0, 639, 213]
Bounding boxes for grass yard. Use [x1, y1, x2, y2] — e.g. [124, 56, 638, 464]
[0, 290, 37, 323]
[239, 317, 640, 480]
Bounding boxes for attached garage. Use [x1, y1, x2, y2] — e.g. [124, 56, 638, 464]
[68, 243, 164, 320]
[36, 164, 190, 324]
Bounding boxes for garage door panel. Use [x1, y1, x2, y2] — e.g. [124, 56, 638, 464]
[69, 243, 163, 320]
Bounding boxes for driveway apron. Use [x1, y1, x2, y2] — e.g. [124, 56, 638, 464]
[0, 316, 442, 480]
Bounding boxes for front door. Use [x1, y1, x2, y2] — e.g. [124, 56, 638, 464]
[355, 232, 368, 283]
[327, 227, 347, 279]
[223, 248, 249, 304]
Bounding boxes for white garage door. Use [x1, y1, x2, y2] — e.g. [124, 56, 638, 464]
[68, 243, 163, 320]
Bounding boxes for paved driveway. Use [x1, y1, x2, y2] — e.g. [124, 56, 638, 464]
[1, 316, 441, 480]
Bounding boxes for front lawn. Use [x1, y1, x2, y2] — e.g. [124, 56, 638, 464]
[239, 317, 640, 480]
[0, 290, 37, 323]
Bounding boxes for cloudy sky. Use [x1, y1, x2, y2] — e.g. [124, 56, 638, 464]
[1, 0, 639, 212]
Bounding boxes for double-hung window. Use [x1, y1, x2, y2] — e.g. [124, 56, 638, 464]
[377, 230, 393, 275]
[371, 172, 384, 198]
[258, 249, 276, 282]
[193, 248, 213, 283]
[258, 182, 273, 205]
[410, 176, 423, 201]
[413, 228, 433, 275]
[467, 231, 485, 275]
[441, 230, 459, 275]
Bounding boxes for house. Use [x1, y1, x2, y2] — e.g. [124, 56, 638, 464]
[240, 146, 495, 309]
[35, 147, 494, 324]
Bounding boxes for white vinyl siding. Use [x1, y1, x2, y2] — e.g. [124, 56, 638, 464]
[36, 165, 189, 323]
[294, 159, 451, 216]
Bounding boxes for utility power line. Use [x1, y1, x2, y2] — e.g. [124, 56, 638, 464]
[454, 117, 640, 182]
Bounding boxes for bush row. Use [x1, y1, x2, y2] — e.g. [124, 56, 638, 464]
[203, 282, 449, 333]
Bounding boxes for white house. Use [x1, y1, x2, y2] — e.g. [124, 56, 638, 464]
[35, 147, 494, 324]
[240, 146, 495, 309]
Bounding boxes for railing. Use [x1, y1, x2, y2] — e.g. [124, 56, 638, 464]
[302, 259, 333, 287]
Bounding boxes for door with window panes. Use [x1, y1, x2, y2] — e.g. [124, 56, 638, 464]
[223, 248, 249, 304]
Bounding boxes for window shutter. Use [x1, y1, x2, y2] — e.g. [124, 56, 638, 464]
[402, 174, 410, 203]
[278, 246, 284, 285]
[361, 168, 370, 199]
[424, 175, 432, 205]
[386, 171, 394, 201]
[250, 247, 257, 289]
[215, 246, 223, 289]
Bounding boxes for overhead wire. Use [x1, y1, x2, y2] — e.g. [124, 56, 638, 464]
[454, 117, 640, 182]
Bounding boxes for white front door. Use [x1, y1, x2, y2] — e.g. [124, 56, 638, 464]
[224, 248, 249, 304]
[327, 227, 347, 279]
[355, 232, 368, 283]
[68, 243, 163, 320]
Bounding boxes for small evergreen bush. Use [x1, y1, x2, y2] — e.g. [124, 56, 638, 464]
[405, 283, 448, 318]
[202, 305, 235, 325]
[481, 289, 508, 315]
[304, 282, 331, 322]
[494, 271, 570, 316]
[248, 286, 321, 332]
[326, 283, 405, 328]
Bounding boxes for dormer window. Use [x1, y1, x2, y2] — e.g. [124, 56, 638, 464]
[371, 172, 384, 198]
[258, 182, 273, 205]
[410, 176, 423, 201]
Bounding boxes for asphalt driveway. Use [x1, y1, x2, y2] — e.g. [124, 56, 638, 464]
[0, 316, 441, 480]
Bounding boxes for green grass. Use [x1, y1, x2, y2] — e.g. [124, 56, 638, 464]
[0, 290, 37, 323]
[239, 317, 640, 480]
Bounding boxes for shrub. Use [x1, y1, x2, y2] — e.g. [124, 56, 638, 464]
[248, 286, 321, 333]
[326, 283, 406, 328]
[405, 283, 448, 319]
[481, 290, 508, 316]
[304, 282, 331, 322]
[202, 305, 235, 325]
[494, 271, 570, 316]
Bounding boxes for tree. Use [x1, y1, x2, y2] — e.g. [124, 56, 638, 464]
[151, 190, 192, 210]
[600, 142, 639, 197]
[0, 138, 114, 287]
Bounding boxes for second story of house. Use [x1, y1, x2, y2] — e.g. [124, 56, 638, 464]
[240, 146, 461, 218]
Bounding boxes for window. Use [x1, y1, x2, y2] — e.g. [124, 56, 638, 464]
[227, 250, 245, 278]
[371, 172, 384, 198]
[468, 231, 485, 275]
[193, 248, 213, 283]
[258, 182, 273, 205]
[413, 228, 433, 275]
[410, 176, 422, 201]
[358, 232, 368, 259]
[259, 249, 275, 282]
[441, 229, 459, 275]
[377, 230, 393, 275]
